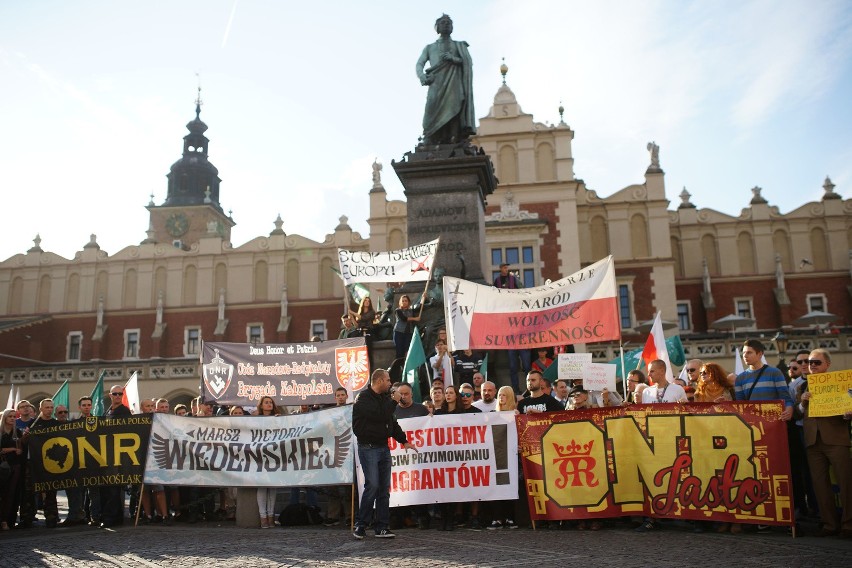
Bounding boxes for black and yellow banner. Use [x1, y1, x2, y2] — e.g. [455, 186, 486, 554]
[28, 415, 152, 491]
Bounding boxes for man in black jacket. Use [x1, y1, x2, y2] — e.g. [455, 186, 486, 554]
[352, 368, 416, 539]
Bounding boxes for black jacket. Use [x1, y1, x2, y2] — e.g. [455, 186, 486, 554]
[352, 385, 407, 446]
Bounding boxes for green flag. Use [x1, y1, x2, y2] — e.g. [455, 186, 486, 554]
[331, 266, 370, 304]
[51, 380, 69, 417]
[402, 327, 426, 404]
[543, 359, 559, 381]
[479, 353, 488, 380]
[90, 371, 107, 417]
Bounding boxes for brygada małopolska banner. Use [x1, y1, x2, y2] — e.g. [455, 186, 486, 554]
[337, 238, 439, 285]
[355, 412, 519, 507]
[443, 256, 619, 351]
[144, 406, 353, 487]
[28, 415, 152, 491]
[201, 338, 369, 406]
[517, 402, 794, 527]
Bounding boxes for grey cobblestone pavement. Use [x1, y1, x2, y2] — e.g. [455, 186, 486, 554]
[1, 519, 850, 567]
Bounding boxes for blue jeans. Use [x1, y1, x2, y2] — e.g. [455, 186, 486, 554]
[288, 487, 319, 508]
[394, 331, 412, 359]
[508, 349, 531, 392]
[356, 444, 391, 531]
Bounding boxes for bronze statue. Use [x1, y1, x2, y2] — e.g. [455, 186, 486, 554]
[416, 14, 476, 145]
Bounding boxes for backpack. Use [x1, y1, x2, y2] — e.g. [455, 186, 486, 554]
[278, 503, 324, 526]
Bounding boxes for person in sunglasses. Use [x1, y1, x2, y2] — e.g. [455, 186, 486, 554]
[799, 349, 852, 538]
[100, 386, 131, 528]
[457, 383, 482, 414]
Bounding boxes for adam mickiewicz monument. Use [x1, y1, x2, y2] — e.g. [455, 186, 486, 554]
[393, 14, 496, 290]
[416, 14, 476, 145]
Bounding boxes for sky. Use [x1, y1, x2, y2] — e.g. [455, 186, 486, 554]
[1, 0, 850, 263]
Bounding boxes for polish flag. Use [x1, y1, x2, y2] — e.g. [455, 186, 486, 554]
[121, 372, 141, 414]
[641, 312, 674, 385]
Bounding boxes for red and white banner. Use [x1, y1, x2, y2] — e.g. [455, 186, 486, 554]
[443, 256, 619, 351]
[355, 412, 519, 507]
[641, 311, 674, 384]
[337, 239, 439, 285]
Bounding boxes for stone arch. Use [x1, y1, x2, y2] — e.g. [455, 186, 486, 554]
[809, 226, 829, 270]
[37, 274, 51, 312]
[498, 145, 518, 184]
[286, 259, 300, 299]
[94, 270, 109, 306]
[589, 215, 609, 261]
[630, 213, 650, 258]
[319, 257, 334, 298]
[388, 228, 405, 251]
[535, 142, 555, 181]
[122, 268, 138, 309]
[254, 260, 269, 301]
[153, 266, 167, 305]
[65, 273, 80, 312]
[213, 263, 228, 299]
[701, 234, 720, 276]
[9, 276, 23, 314]
[182, 265, 197, 305]
[671, 236, 684, 278]
[737, 231, 756, 274]
[772, 229, 792, 271]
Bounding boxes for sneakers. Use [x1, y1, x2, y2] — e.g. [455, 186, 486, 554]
[634, 519, 658, 532]
[353, 526, 366, 540]
[469, 517, 482, 531]
[487, 520, 503, 530]
[374, 528, 396, 538]
[504, 519, 518, 530]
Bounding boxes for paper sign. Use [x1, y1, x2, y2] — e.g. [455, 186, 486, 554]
[584, 362, 617, 392]
[808, 369, 852, 417]
[557, 353, 592, 381]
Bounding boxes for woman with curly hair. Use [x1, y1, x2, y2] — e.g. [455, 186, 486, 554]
[694, 363, 733, 403]
[256, 396, 282, 528]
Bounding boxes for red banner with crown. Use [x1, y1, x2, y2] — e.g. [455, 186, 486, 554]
[516, 402, 794, 527]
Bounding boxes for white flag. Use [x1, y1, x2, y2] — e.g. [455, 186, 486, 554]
[122, 372, 141, 414]
[337, 239, 439, 285]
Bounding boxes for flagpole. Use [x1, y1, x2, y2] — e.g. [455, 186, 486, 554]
[619, 341, 627, 400]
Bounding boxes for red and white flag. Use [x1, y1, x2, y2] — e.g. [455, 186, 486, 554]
[122, 371, 141, 414]
[641, 312, 674, 384]
[443, 256, 619, 351]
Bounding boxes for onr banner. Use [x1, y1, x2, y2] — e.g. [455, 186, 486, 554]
[443, 256, 619, 351]
[355, 412, 519, 507]
[337, 239, 439, 285]
[517, 402, 794, 527]
[28, 415, 152, 491]
[201, 338, 369, 406]
[143, 406, 353, 487]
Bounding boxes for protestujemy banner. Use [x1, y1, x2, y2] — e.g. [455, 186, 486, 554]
[355, 412, 519, 507]
[337, 238, 439, 285]
[143, 406, 354, 487]
[28, 415, 152, 491]
[201, 338, 369, 406]
[443, 256, 619, 351]
[517, 402, 794, 527]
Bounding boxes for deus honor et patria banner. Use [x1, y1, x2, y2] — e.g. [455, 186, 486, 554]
[201, 338, 369, 406]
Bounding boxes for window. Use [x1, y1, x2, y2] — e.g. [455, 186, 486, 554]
[310, 320, 327, 341]
[618, 284, 633, 329]
[806, 294, 826, 313]
[490, 245, 536, 288]
[124, 330, 140, 359]
[184, 327, 201, 356]
[676, 302, 692, 332]
[247, 324, 263, 345]
[734, 298, 754, 320]
[67, 332, 83, 361]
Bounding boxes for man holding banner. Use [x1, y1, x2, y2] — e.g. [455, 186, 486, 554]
[352, 369, 417, 539]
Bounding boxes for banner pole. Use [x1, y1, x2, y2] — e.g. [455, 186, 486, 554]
[350, 483, 356, 531]
[417, 236, 440, 319]
[620, 340, 627, 401]
[134, 483, 145, 527]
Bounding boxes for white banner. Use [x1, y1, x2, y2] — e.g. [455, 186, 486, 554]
[355, 412, 519, 507]
[443, 256, 620, 351]
[584, 362, 618, 391]
[143, 406, 354, 487]
[337, 239, 439, 285]
[557, 353, 593, 381]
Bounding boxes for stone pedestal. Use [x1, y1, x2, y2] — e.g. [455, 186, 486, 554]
[235, 488, 260, 528]
[392, 144, 497, 284]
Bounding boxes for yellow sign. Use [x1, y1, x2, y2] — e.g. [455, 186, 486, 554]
[808, 369, 852, 417]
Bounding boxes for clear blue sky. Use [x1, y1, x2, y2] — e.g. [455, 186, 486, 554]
[1, 1, 850, 262]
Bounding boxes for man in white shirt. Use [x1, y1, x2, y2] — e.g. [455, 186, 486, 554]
[641, 360, 688, 404]
[430, 340, 454, 386]
[472, 381, 497, 412]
